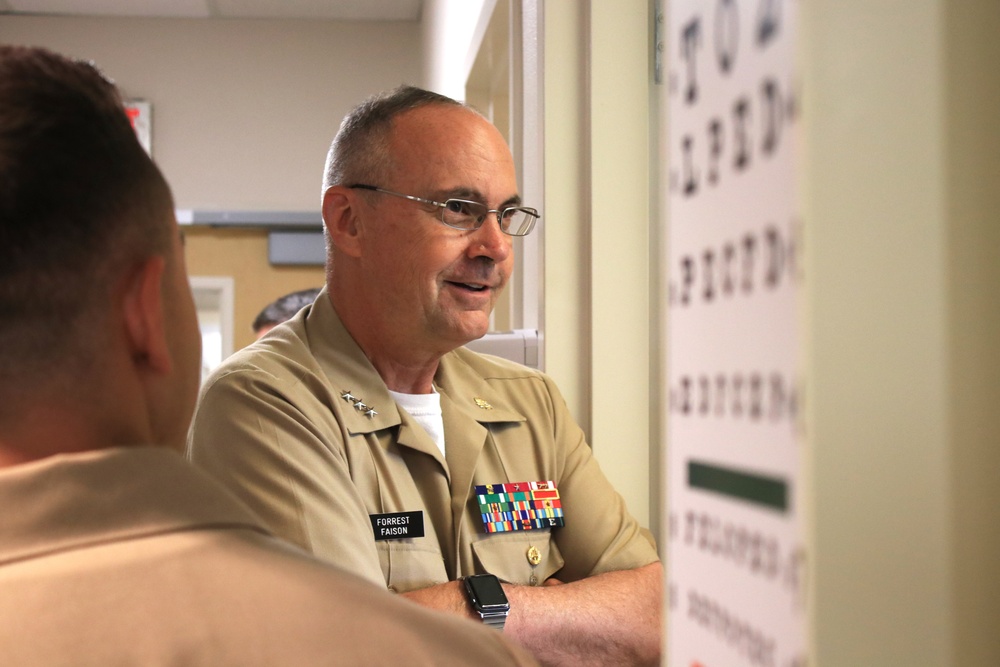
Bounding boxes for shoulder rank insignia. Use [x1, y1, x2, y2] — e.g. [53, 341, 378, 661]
[341, 390, 378, 419]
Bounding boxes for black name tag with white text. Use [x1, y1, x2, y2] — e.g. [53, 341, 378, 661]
[370, 511, 425, 541]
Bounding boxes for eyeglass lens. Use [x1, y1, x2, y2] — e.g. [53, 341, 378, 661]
[440, 200, 536, 236]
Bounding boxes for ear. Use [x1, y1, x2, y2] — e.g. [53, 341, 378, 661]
[120, 255, 172, 376]
[322, 186, 364, 258]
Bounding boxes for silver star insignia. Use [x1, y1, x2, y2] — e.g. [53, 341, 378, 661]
[365, 407, 378, 419]
[341, 391, 356, 402]
[354, 401, 368, 412]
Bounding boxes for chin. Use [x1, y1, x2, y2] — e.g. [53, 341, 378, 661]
[443, 321, 490, 348]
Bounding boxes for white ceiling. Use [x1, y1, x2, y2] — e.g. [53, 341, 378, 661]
[0, 0, 423, 21]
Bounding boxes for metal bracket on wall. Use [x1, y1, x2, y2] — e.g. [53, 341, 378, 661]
[176, 209, 322, 229]
[176, 210, 325, 266]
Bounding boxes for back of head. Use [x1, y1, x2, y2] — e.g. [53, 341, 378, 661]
[322, 84, 473, 191]
[0, 47, 172, 404]
[252, 287, 321, 337]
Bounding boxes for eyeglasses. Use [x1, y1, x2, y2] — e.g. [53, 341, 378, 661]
[349, 184, 539, 237]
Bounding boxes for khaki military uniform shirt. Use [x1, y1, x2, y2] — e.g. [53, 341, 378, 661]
[0, 447, 535, 667]
[189, 292, 658, 593]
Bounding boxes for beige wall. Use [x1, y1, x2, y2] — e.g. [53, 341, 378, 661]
[184, 228, 324, 350]
[945, 4, 1000, 665]
[1, 15, 421, 350]
[804, 0, 951, 658]
[802, 0, 1000, 664]
[540, 1, 656, 530]
[1, 15, 420, 209]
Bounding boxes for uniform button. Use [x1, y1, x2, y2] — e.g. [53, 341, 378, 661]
[529, 574, 538, 586]
[526, 545, 541, 566]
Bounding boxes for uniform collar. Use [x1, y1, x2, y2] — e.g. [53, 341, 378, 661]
[306, 292, 525, 436]
[435, 349, 526, 425]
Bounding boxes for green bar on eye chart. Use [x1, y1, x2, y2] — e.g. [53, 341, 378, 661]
[687, 461, 789, 512]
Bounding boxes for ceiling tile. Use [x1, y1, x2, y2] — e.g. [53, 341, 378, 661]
[2, 0, 422, 20]
[6, 0, 210, 18]
[213, 0, 421, 21]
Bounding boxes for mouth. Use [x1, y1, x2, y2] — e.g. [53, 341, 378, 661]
[446, 280, 490, 293]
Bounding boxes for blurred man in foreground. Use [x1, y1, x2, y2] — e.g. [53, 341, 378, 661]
[0, 46, 534, 667]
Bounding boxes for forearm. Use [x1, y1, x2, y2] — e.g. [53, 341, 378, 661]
[400, 580, 478, 620]
[401, 562, 662, 667]
[504, 561, 662, 667]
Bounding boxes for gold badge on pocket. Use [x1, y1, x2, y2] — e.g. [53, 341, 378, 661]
[526, 545, 542, 566]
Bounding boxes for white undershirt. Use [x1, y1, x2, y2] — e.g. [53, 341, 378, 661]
[389, 388, 446, 457]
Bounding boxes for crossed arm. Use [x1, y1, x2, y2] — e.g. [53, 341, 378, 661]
[402, 561, 663, 667]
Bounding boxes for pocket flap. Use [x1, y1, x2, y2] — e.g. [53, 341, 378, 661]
[471, 532, 565, 585]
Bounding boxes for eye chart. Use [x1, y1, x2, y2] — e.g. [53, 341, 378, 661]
[665, 1, 806, 666]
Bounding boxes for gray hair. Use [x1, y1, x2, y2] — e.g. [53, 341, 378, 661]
[322, 85, 475, 191]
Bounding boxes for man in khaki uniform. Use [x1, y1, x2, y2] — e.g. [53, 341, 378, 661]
[190, 86, 663, 665]
[0, 46, 534, 667]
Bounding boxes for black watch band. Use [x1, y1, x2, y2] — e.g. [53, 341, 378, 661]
[463, 574, 510, 631]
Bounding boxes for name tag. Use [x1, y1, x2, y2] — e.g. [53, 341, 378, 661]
[369, 511, 425, 541]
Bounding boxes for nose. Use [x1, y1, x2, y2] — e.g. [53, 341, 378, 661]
[468, 212, 512, 263]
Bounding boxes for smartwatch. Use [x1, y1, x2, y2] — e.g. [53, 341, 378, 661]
[463, 574, 510, 631]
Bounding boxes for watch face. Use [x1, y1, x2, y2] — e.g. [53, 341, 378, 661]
[467, 575, 509, 608]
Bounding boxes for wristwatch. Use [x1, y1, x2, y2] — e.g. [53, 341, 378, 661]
[463, 574, 510, 631]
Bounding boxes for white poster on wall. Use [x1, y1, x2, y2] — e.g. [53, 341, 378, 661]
[125, 99, 151, 155]
[665, 0, 806, 665]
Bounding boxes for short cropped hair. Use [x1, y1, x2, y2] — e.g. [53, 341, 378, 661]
[252, 287, 321, 334]
[322, 85, 473, 192]
[0, 46, 173, 388]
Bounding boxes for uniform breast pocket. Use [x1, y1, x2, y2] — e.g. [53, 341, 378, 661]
[471, 531, 565, 586]
[376, 540, 449, 593]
